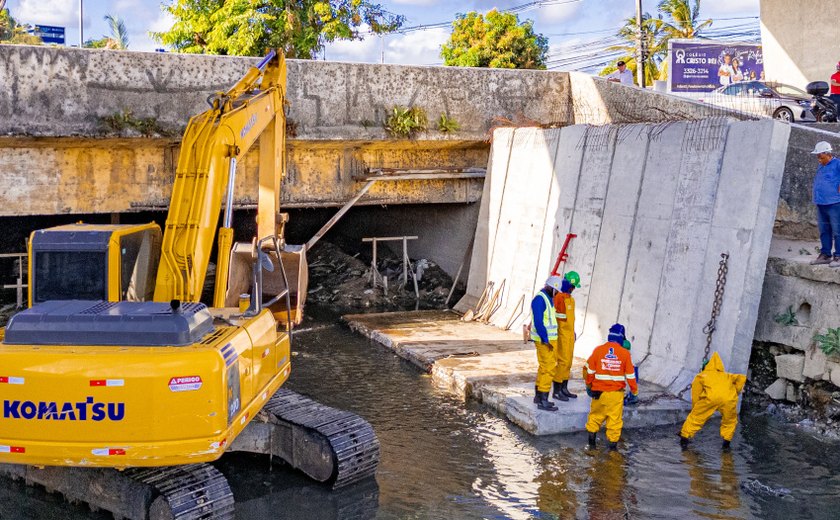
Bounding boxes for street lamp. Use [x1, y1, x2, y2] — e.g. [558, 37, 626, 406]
[79, 0, 83, 46]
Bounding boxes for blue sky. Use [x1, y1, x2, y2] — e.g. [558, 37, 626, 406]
[6, 0, 760, 70]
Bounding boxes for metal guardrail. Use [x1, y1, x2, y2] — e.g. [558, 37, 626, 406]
[0, 252, 26, 308]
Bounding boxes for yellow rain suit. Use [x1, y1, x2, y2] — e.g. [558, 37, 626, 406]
[553, 292, 575, 383]
[680, 352, 746, 441]
[531, 290, 559, 393]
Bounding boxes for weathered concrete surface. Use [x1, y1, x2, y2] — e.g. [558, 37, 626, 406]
[754, 237, 840, 388]
[0, 45, 571, 139]
[344, 310, 689, 435]
[760, 0, 840, 88]
[457, 119, 791, 394]
[0, 137, 486, 215]
[568, 72, 749, 125]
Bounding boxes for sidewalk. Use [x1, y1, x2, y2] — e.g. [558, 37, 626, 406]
[344, 310, 690, 435]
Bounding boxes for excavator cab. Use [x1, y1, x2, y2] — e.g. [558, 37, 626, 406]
[28, 223, 162, 306]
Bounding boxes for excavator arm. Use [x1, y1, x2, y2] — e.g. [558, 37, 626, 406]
[154, 51, 287, 305]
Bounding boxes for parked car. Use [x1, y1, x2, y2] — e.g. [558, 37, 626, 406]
[701, 81, 817, 122]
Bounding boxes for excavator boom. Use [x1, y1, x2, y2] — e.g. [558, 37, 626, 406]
[154, 51, 287, 305]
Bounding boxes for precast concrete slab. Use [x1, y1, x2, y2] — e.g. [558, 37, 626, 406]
[457, 119, 791, 395]
[344, 310, 690, 436]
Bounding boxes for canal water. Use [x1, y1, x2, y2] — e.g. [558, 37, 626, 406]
[2, 306, 838, 520]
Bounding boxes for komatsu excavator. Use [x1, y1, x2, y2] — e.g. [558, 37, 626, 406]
[0, 51, 379, 519]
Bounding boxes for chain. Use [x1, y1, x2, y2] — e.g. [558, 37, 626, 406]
[701, 252, 729, 365]
[632, 253, 730, 407]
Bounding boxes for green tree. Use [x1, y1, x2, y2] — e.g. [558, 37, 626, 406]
[84, 14, 130, 49]
[440, 9, 548, 69]
[601, 0, 712, 84]
[0, 0, 42, 45]
[153, 0, 404, 58]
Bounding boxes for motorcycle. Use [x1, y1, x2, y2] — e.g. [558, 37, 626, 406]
[807, 81, 838, 122]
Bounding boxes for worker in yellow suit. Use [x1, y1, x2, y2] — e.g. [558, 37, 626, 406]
[530, 275, 565, 411]
[552, 271, 581, 401]
[679, 352, 746, 450]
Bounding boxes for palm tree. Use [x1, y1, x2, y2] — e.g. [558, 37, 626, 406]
[601, 0, 712, 85]
[104, 14, 129, 50]
[658, 0, 712, 39]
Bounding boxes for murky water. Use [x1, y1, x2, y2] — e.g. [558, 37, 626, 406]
[2, 307, 839, 520]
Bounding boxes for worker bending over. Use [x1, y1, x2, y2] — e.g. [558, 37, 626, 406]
[552, 271, 581, 401]
[679, 352, 746, 450]
[531, 276, 564, 411]
[585, 324, 638, 450]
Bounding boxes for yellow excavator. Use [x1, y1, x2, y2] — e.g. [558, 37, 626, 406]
[0, 51, 379, 519]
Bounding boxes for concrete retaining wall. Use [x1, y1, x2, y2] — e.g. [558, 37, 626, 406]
[457, 119, 791, 393]
[0, 45, 572, 140]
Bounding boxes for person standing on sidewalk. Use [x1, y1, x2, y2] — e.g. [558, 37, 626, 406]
[809, 141, 840, 267]
[530, 276, 564, 411]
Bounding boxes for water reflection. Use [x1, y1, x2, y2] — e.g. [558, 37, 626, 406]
[1, 308, 840, 520]
[534, 450, 581, 519]
[585, 451, 634, 520]
[684, 450, 744, 519]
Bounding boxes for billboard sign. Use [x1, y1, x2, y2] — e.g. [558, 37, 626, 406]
[32, 25, 65, 45]
[668, 39, 763, 93]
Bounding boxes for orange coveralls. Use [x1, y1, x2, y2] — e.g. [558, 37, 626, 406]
[585, 342, 638, 442]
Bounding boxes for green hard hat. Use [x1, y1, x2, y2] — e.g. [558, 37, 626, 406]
[623, 339, 631, 350]
[564, 271, 581, 288]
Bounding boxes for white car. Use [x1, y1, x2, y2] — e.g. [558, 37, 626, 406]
[701, 81, 816, 122]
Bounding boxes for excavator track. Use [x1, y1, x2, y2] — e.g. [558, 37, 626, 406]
[256, 389, 380, 489]
[128, 464, 235, 520]
[0, 462, 233, 520]
[0, 390, 379, 518]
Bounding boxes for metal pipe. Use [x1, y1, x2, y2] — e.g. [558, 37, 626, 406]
[256, 50, 277, 71]
[223, 157, 237, 227]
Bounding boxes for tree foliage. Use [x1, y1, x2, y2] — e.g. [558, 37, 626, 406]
[440, 9, 548, 69]
[600, 0, 712, 85]
[85, 14, 130, 49]
[153, 0, 404, 58]
[0, 1, 42, 45]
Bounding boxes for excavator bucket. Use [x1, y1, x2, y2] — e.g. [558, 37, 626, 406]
[225, 242, 308, 326]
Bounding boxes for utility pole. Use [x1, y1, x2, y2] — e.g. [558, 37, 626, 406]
[636, 0, 645, 88]
[79, 0, 84, 47]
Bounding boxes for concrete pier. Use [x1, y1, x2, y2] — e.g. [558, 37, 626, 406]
[345, 310, 689, 436]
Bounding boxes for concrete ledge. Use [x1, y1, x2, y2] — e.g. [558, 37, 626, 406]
[344, 310, 690, 435]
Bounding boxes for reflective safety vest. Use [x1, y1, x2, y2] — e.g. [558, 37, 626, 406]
[530, 291, 558, 342]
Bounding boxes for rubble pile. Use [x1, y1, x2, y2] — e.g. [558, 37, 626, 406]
[306, 242, 462, 313]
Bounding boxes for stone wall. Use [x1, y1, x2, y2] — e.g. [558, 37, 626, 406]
[755, 241, 840, 399]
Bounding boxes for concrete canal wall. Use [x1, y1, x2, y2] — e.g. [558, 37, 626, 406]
[457, 120, 791, 394]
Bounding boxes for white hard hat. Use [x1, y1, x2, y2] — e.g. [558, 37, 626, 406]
[545, 275, 564, 292]
[811, 141, 833, 154]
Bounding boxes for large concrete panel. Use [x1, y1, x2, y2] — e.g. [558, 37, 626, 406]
[579, 124, 650, 358]
[460, 119, 790, 393]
